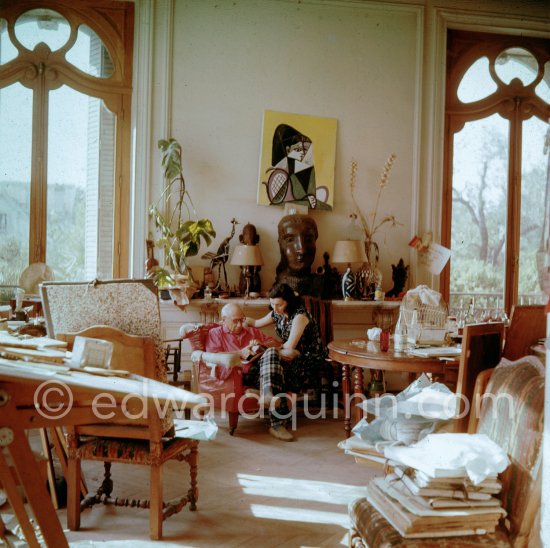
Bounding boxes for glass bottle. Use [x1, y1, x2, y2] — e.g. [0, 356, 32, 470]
[409, 308, 419, 347]
[464, 297, 475, 325]
[394, 308, 407, 352]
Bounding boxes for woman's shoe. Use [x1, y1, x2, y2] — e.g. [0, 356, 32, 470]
[268, 424, 294, 442]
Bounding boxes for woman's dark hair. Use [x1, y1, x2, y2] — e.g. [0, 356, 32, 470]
[268, 282, 302, 316]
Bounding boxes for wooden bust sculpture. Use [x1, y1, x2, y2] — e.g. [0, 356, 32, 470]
[275, 214, 319, 295]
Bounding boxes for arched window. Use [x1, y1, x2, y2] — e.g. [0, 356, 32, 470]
[0, 1, 133, 283]
[441, 30, 550, 313]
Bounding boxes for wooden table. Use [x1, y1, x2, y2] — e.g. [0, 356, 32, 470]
[328, 339, 449, 437]
[0, 359, 207, 547]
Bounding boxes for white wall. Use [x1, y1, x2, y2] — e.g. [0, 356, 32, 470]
[135, 0, 549, 294]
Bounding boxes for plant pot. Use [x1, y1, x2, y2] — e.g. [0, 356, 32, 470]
[169, 283, 199, 306]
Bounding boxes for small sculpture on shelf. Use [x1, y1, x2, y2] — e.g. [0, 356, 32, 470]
[202, 218, 239, 291]
[386, 258, 409, 299]
[238, 223, 262, 294]
[317, 252, 342, 299]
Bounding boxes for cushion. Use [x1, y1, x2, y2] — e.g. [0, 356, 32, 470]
[76, 436, 197, 465]
[180, 323, 219, 351]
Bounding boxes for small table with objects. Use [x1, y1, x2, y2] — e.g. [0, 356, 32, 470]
[328, 338, 457, 437]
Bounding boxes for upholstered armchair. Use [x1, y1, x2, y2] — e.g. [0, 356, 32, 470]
[180, 323, 260, 435]
[180, 322, 302, 435]
[348, 356, 544, 547]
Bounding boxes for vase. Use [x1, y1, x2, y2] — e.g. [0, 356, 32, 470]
[169, 280, 199, 306]
[341, 266, 356, 300]
[357, 239, 380, 300]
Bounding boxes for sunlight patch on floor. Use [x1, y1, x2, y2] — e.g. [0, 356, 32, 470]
[250, 504, 350, 527]
[238, 473, 368, 504]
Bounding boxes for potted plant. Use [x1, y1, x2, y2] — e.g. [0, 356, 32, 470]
[149, 138, 216, 303]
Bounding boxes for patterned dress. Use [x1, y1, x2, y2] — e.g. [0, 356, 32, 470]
[272, 305, 327, 392]
[243, 304, 327, 427]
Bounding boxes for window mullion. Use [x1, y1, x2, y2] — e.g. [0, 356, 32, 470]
[504, 99, 523, 312]
[29, 64, 49, 265]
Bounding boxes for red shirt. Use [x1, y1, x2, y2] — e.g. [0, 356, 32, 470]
[205, 325, 276, 354]
[205, 325, 278, 378]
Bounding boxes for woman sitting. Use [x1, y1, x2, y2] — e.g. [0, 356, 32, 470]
[246, 282, 327, 441]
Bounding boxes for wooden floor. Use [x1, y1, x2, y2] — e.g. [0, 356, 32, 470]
[55, 412, 379, 547]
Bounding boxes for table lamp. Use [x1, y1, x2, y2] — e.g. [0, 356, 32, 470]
[230, 245, 264, 297]
[332, 240, 367, 300]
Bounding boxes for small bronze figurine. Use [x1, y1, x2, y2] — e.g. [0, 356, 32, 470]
[386, 258, 409, 298]
[238, 223, 261, 294]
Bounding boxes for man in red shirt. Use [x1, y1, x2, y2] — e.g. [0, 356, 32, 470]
[205, 303, 295, 441]
[205, 303, 278, 359]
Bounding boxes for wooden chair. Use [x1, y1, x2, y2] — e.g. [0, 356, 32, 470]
[60, 326, 199, 540]
[502, 304, 546, 361]
[304, 296, 335, 396]
[454, 322, 505, 433]
[40, 280, 201, 538]
[349, 355, 544, 547]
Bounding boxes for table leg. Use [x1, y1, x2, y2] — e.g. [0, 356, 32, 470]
[0, 449, 41, 547]
[8, 426, 69, 547]
[341, 363, 351, 438]
[353, 367, 365, 428]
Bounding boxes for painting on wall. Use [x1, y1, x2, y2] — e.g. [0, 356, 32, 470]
[258, 110, 337, 211]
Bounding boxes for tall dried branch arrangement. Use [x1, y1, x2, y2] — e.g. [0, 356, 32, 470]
[349, 153, 399, 243]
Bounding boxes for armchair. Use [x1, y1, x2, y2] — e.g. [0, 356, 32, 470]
[180, 323, 259, 435]
[180, 322, 302, 435]
[348, 355, 544, 547]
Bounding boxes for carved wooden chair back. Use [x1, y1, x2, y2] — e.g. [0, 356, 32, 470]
[502, 304, 546, 361]
[454, 321, 504, 433]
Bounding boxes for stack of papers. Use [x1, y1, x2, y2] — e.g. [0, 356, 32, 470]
[367, 477, 505, 538]
[337, 436, 389, 469]
[409, 346, 462, 358]
[363, 433, 509, 538]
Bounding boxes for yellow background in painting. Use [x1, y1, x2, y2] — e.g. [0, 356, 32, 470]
[257, 110, 337, 208]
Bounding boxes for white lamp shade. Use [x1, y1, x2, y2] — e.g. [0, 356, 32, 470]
[230, 245, 264, 266]
[332, 240, 367, 265]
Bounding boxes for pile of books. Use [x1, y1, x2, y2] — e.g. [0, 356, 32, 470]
[366, 465, 506, 538]
[337, 435, 388, 469]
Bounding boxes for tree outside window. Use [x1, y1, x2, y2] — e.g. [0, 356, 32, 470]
[442, 30, 550, 313]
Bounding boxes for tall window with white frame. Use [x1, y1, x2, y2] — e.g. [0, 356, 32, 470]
[0, 1, 133, 285]
[442, 30, 550, 315]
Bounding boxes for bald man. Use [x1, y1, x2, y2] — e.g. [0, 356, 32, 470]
[205, 303, 295, 441]
[205, 303, 278, 360]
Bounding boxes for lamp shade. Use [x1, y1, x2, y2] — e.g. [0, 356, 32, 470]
[332, 240, 367, 265]
[230, 245, 264, 266]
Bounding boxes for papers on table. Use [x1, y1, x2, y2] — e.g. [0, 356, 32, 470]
[409, 346, 462, 358]
[0, 333, 67, 349]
